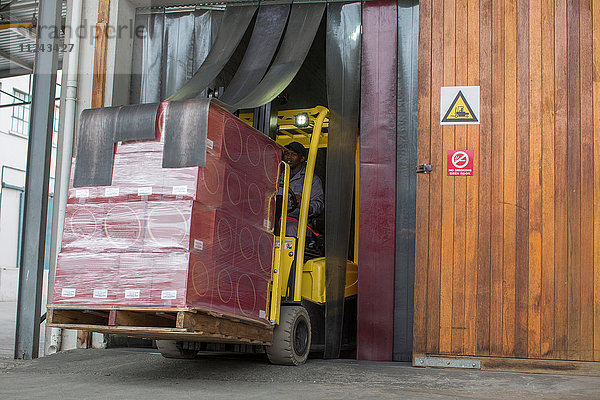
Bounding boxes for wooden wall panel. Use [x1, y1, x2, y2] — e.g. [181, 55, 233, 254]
[503, 0, 518, 358]
[476, 0, 492, 356]
[425, 0, 445, 355]
[528, 0, 542, 359]
[540, 0, 555, 359]
[566, 0, 581, 361]
[593, 0, 600, 363]
[554, 0, 569, 360]
[91, 0, 111, 108]
[414, 0, 600, 362]
[464, 0, 480, 357]
[515, 0, 530, 358]
[490, 0, 505, 357]
[439, 0, 456, 355]
[413, 0, 432, 357]
[579, 0, 594, 362]
[452, 0, 468, 356]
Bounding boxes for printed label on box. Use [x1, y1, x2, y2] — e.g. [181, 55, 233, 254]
[161, 290, 177, 300]
[206, 138, 214, 150]
[61, 288, 76, 297]
[138, 187, 152, 196]
[194, 239, 204, 251]
[93, 288, 108, 299]
[75, 189, 89, 198]
[172, 185, 188, 195]
[104, 187, 120, 197]
[125, 289, 140, 299]
[259, 310, 266, 319]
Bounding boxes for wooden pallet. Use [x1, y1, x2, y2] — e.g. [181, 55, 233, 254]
[46, 305, 274, 345]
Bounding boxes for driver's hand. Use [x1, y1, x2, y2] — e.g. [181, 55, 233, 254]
[295, 194, 302, 204]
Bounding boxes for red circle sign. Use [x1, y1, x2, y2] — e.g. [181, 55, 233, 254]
[451, 151, 470, 169]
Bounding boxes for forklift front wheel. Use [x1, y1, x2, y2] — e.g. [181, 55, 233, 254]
[155, 340, 198, 359]
[266, 306, 311, 365]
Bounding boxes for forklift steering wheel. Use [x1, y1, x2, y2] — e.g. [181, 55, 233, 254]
[287, 188, 299, 214]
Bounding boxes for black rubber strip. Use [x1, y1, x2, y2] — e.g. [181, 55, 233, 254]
[161, 99, 211, 168]
[165, 5, 258, 102]
[219, 4, 290, 105]
[229, 2, 326, 110]
[323, 1, 362, 359]
[115, 103, 160, 142]
[73, 106, 120, 187]
[394, 0, 419, 362]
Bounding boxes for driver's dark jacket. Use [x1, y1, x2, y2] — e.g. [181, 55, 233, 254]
[278, 164, 324, 219]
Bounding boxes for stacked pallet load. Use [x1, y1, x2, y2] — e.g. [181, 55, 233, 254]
[53, 102, 283, 324]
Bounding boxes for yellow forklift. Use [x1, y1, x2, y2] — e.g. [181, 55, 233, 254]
[261, 106, 359, 365]
[158, 106, 359, 365]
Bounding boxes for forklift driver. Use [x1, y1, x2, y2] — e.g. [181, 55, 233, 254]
[279, 141, 324, 237]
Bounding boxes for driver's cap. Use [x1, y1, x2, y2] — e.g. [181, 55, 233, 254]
[284, 141, 307, 158]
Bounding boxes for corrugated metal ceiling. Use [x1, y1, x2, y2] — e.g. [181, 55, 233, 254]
[0, 0, 66, 78]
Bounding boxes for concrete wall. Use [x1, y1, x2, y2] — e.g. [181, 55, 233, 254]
[0, 74, 59, 273]
[0, 268, 48, 302]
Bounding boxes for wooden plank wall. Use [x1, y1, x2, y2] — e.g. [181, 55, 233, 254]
[414, 0, 600, 361]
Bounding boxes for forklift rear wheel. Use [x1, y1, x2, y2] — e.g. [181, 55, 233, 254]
[155, 340, 198, 359]
[266, 306, 311, 365]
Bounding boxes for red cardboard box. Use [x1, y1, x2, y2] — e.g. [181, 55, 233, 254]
[117, 253, 154, 305]
[53, 250, 271, 322]
[61, 200, 275, 264]
[61, 202, 147, 253]
[66, 155, 277, 230]
[53, 253, 120, 305]
[233, 223, 275, 279]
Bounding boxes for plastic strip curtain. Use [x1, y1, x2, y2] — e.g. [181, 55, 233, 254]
[228, 2, 326, 110]
[165, 5, 258, 101]
[357, 0, 398, 361]
[219, 4, 291, 105]
[323, 1, 362, 358]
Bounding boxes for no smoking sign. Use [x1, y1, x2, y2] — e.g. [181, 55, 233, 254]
[447, 150, 474, 176]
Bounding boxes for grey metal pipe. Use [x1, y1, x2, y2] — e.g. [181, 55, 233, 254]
[45, 0, 83, 356]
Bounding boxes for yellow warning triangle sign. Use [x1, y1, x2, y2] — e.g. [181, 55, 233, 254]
[442, 91, 478, 123]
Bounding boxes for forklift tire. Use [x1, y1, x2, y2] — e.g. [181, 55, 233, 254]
[155, 340, 198, 359]
[266, 306, 311, 365]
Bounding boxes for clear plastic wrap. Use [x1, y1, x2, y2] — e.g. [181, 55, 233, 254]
[53, 251, 271, 320]
[60, 200, 275, 258]
[53, 102, 283, 324]
[69, 151, 277, 211]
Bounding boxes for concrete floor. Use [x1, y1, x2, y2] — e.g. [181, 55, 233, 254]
[0, 348, 599, 399]
[1, 301, 599, 399]
[0, 301, 16, 358]
[0, 301, 45, 358]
